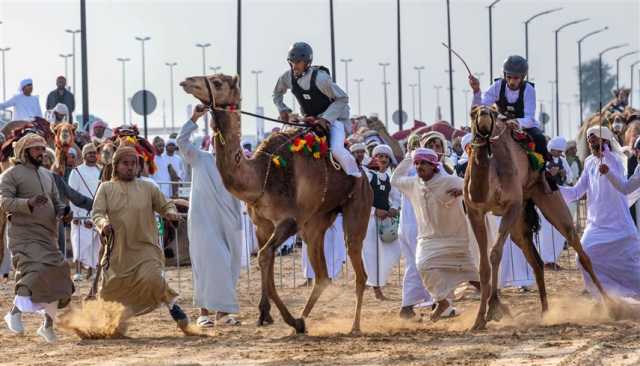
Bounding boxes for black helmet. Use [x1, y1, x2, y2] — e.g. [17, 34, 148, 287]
[503, 55, 528, 77]
[287, 42, 313, 64]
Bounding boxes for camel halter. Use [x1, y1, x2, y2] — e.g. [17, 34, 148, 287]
[471, 110, 508, 159]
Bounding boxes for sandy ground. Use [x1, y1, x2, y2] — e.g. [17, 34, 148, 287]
[1, 247, 640, 366]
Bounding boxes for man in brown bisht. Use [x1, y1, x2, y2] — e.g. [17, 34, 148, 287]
[1, 133, 74, 343]
[91, 146, 190, 331]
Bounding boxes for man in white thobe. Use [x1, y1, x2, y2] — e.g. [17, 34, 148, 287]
[301, 215, 346, 283]
[67, 144, 101, 280]
[153, 139, 185, 198]
[177, 105, 243, 327]
[0, 79, 43, 121]
[391, 148, 478, 321]
[561, 126, 640, 299]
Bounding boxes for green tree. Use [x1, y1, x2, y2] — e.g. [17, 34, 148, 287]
[578, 58, 616, 115]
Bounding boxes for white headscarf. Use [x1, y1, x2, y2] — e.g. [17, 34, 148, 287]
[586, 126, 625, 163]
[547, 136, 567, 152]
[457, 133, 473, 166]
[371, 144, 397, 165]
[349, 142, 366, 153]
[18, 78, 33, 94]
[421, 131, 449, 162]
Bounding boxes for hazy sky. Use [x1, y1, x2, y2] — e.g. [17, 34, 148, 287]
[1, 0, 639, 139]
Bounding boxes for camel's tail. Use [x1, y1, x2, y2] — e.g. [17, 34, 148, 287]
[524, 199, 541, 235]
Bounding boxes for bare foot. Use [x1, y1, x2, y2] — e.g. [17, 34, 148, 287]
[373, 287, 388, 301]
[430, 299, 449, 322]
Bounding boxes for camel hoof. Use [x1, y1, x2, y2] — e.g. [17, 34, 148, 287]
[294, 318, 306, 334]
[486, 305, 504, 322]
[349, 328, 362, 336]
[256, 313, 274, 327]
[470, 319, 487, 332]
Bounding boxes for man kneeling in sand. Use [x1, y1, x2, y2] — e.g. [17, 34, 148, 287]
[391, 148, 479, 321]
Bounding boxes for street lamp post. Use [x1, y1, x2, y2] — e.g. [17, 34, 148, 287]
[379, 62, 390, 126]
[616, 50, 639, 90]
[65, 29, 81, 94]
[409, 83, 417, 122]
[554, 18, 589, 134]
[135, 36, 151, 138]
[209, 66, 221, 73]
[434, 85, 443, 120]
[251, 70, 263, 107]
[577, 26, 608, 124]
[548, 80, 556, 136]
[339, 58, 353, 95]
[0, 47, 9, 101]
[165, 62, 177, 130]
[524, 8, 563, 64]
[196, 43, 211, 135]
[116, 57, 130, 124]
[487, 0, 502, 82]
[59, 54, 73, 83]
[446, 0, 455, 126]
[354, 78, 364, 116]
[462, 88, 471, 120]
[599, 44, 628, 114]
[414, 66, 424, 120]
[631, 60, 640, 108]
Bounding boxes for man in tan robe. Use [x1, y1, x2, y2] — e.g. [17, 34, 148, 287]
[1, 133, 74, 343]
[92, 146, 189, 330]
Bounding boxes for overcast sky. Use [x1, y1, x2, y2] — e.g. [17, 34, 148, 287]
[1, 0, 639, 139]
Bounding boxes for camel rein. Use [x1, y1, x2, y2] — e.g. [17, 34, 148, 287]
[471, 112, 508, 158]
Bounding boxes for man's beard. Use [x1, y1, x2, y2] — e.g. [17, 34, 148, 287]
[27, 154, 43, 167]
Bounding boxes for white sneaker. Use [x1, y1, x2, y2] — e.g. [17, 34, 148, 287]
[4, 312, 24, 334]
[72, 273, 83, 282]
[37, 326, 57, 343]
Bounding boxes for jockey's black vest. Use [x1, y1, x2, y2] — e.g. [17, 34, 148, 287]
[495, 78, 534, 120]
[370, 173, 391, 211]
[291, 66, 334, 117]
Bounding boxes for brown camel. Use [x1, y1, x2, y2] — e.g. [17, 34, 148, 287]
[180, 73, 373, 334]
[463, 105, 610, 331]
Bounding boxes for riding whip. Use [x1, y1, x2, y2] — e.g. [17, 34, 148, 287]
[441, 42, 473, 76]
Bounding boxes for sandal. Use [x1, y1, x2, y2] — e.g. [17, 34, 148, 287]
[217, 315, 241, 326]
[196, 316, 215, 328]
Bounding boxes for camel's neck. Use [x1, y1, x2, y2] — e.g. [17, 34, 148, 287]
[467, 144, 491, 203]
[211, 109, 263, 203]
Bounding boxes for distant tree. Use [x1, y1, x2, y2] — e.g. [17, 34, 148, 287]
[578, 58, 616, 115]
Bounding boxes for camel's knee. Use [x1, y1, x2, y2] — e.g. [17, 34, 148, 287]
[258, 247, 274, 269]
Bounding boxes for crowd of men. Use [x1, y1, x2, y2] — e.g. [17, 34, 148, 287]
[1, 41, 639, 343]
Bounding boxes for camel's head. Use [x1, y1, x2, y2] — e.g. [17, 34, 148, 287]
[608, 111, 626, 134]
[180, 74, 241, 107]
[53, 122, 76, 148]
[470, 105, 497, 137]
[614, 88, 631, 106]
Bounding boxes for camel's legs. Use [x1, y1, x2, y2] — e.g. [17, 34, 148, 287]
[254, 224, 274, 326]
[466, 208, 491, 331]
[532, 190, 609, 300]
[508, 212, 548, 313]
[486, 204, 522, 323]
[257, 218, 305, 332]
[299, 215, 334, 320]
[341, 176, 371, 334]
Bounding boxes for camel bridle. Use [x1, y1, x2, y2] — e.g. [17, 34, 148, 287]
[471, 108, 497, 157]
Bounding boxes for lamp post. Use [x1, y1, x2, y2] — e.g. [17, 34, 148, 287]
[59, 53, 73, 83]
[414, 66, 424, 120]
[339, 58, 352, 95]
[135, 36, 151, 138]
[65, 29, 81, 94]
[616, 50, 639, 90]
[165, 62, 177, 129]
[251, 70, 262, 107]
[196, 42, 211, 135]
[379, 62, 391, 125]
[631, 60, 640, 108]
[577, 26, 608, 123]
[209, 65, 221, 73]
[354, 78, 364, 115]
[524, 8, 563, 63]
[548, 80, 556, 136]
[0, 47, 9, 101]
[554, 18, 589, 134]
[116, 58, 130, 124]
[462, 88, 471, 120]
[409, 83, 417, 122]
[446, 0, 455, 126]
[599, 44, 628, 114]
[487, 0, 502, 82]
[434, 85, 443, 120]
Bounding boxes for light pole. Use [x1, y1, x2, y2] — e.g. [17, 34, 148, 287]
[196, 43, 211, 135]
[340, 58, 352, 95]
[251, 70, 262, 107]
[577, 26, 608, 124]
[59, 54, 73, 83]
[599, 44, 628, 113]
[414, 66, 424, 120]
[462, 88, 471, 119]
[616, 50, 639, 90]
[548, 80, 556, 136]
[116, 58, 130, 124]
[434, 85, 443, 120]
[165, 62, 177, 129]
[554, 18, 589, 134]
[379, 62, 390, 125]
[209, 65, 221, 73]
[631, 60, 640, 108]
[354, 78, 364, 115]
[524, 8, 563, 64]
[446, 0, 455, 126]
[65, 29, 81, 94]
[396, 0, 405, 131]
[0, 47, 9, 101]
[487, 0, 502, 82]
[135, 36, 151, 138]
[409, 83, 417, 122]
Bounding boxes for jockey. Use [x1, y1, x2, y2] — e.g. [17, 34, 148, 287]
[273, 42, 361, 177]
[468, 55, 554, 188]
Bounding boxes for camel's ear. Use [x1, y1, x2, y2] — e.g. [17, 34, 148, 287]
[71, 123, 78, 132]
[231, 75, 240, 90]
[469, 105, 481, 120]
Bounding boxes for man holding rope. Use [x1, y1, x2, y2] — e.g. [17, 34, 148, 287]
[273, 41, 361, 178]
[91, 146, 190, 331]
